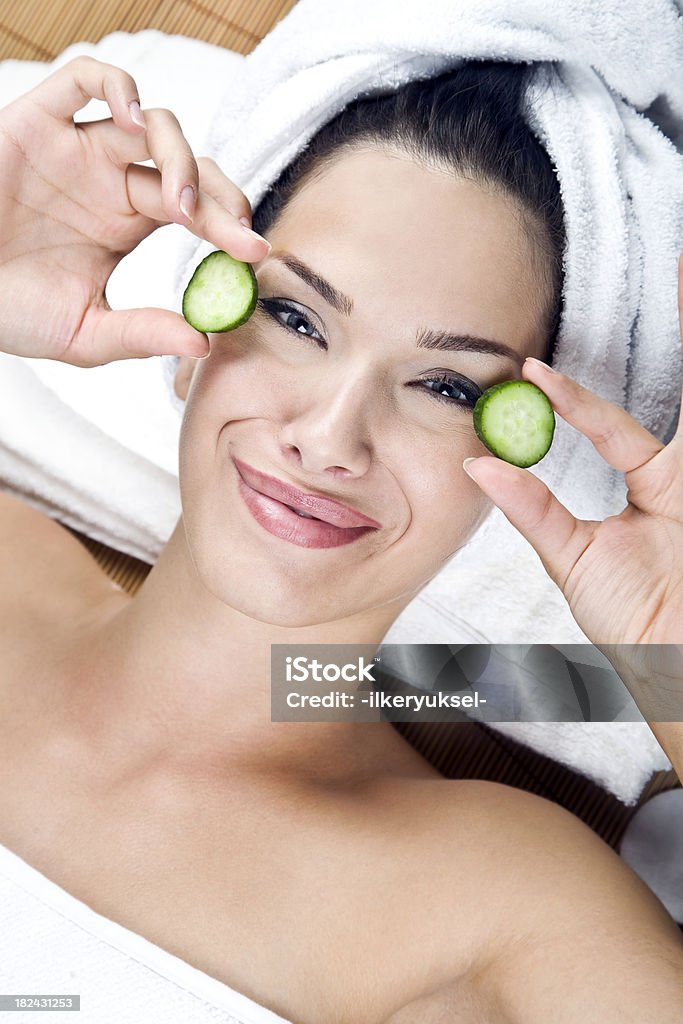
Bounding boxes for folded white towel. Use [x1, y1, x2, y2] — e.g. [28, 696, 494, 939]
[0, 17, 678, 804]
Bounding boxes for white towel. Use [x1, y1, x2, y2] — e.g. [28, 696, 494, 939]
[0, 840, 292, 1023]
[0, 15, 678, 804]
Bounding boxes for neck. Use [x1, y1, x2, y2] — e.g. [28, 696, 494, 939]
[64, 518, 423, 788]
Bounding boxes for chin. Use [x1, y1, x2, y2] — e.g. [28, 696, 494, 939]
[218, 589, 347, 628]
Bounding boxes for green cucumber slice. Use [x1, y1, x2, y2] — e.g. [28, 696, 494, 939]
[182, 250, 258, 333]
[473, 379, 555, 468]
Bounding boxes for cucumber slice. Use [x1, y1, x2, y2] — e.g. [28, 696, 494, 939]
[182, 250, 258, 333]
[473, 379, 555, 468]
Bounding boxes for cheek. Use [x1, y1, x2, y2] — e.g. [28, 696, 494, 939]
[195, 325, 304, 422]
[407, 445, 491, 555]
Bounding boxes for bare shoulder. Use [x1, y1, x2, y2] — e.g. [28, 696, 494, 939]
[389, 776, 683, 1021]
[0, 488, 124, 629]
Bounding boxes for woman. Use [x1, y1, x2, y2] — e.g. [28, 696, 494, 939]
[0, 54, 682, 1023]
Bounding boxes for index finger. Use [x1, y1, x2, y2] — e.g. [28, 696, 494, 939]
[522, 358, 664, 475]
[23, 55, 145, 134]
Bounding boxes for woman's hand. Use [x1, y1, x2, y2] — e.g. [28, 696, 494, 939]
[463, 253, 683, 720]
[0, 55, 269, 366]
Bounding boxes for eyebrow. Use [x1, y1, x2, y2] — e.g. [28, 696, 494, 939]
[270, 252, 524, 367]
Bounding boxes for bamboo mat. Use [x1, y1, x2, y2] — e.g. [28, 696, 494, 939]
[0, 0, 299, 61]
[66, 527, 681, 852]
[2, 0, 680, 852]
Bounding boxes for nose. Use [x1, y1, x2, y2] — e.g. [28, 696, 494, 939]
[279, 368, 373, 478]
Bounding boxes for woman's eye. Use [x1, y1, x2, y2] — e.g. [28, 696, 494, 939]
[256, 298, 326, 348]
[257, 299, 481, 410]
[412, 374, 483, 410]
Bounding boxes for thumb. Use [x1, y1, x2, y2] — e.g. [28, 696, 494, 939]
[66, 305, 210, 367]
[462, 455, 596, 592]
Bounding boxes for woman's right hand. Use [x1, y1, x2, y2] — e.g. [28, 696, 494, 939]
[0, 55, 270, 366]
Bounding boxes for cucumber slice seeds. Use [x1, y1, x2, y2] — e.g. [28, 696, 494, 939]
[182, 250, 258, 333]
[473, 379, 555, 468]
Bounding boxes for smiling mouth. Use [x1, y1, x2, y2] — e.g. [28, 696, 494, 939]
[235, 474, 377, 550]
[232, 456, 382, 529]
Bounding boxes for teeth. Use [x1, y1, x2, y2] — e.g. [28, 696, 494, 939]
[285, 503, 317, 520]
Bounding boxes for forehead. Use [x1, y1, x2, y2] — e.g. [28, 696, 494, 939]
[266, 146, 546, 359]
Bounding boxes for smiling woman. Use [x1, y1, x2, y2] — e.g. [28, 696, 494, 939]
[1, 50, 682, 1024]
[172, 62, 562, 610]
[174, 155, 540, 608]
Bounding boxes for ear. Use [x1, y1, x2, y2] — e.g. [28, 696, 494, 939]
[174, 355, 198, 401]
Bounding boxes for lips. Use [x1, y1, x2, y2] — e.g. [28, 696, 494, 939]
[232, 456, 381, 529]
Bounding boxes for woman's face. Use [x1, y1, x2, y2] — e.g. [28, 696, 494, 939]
[175, 147, 550, 627]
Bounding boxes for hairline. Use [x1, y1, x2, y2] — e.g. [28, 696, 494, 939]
[256, 138, 556, 359]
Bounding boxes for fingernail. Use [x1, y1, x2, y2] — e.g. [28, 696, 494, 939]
[190, 335, 210, 358]
[239, 216, 251, 228]
[241, 224, 272, 252]
[129, 100, 146, 128]
[463, 457, 479, 479]
[525, 356, 557, 374]
[179, 185, 196, 223]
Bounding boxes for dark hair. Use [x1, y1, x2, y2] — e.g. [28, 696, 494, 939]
[251, 59, 565, 363]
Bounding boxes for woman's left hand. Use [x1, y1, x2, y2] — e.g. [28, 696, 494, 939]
[463, 253, 683, 716]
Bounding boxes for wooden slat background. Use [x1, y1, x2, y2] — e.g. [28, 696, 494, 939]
[0, 0, 299, 61]
[1, 0, 680, 855]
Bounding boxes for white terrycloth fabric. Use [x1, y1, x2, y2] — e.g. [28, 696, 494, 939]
[0, 14, 679, 804]
[0, 840, 292, 1023]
